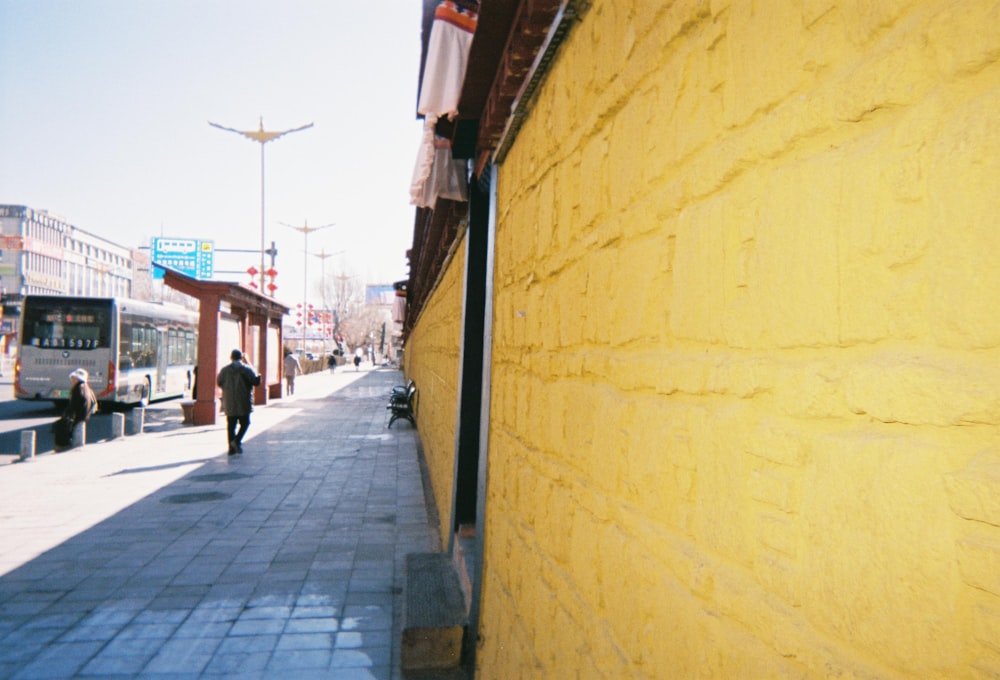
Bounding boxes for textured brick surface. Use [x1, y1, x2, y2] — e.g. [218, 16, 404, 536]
[404, 238, 466, 548]
[425, 1, 1000, 678]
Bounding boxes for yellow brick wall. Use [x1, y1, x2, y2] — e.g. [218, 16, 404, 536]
[477, 1, 1000, 677]
[404, 235, 466, 548]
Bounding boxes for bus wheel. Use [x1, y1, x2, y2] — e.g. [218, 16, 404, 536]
[139, 378, 151, 407]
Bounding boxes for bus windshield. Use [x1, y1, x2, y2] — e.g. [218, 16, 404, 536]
[22, 299, 112, 349]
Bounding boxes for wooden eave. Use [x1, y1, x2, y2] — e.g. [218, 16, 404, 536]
[458, 0, 562, 161]
[161, 268, 289, 319]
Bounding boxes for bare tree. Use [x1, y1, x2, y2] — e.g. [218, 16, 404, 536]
[349, 304, 392, 354]
[313, 271, 363, 348]
[307, 268, 398, 360]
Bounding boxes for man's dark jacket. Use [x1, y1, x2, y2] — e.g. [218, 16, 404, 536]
[216, 360, 261, 417]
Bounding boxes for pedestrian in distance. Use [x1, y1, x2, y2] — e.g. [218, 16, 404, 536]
[353, 354, 362, 371]
[283, 350, 301, 396]
[54, 368, 97, 451]
[216, 349, 261, 455]
[327, 353, 336, 374]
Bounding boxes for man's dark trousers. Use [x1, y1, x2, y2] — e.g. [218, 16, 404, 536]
[227, 414, 250, 452]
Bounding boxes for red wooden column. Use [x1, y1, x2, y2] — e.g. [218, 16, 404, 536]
[272, 318, 285, 400]
[193, 292, 221, 425]
[253, 312, 269, 405]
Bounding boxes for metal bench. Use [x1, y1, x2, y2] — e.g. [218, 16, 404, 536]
[387, 380, 416, 428]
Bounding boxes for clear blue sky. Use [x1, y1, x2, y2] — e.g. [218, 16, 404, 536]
[0, 0, 423, 304]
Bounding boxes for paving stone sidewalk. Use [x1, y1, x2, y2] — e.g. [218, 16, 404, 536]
[0, 368, 438, 679]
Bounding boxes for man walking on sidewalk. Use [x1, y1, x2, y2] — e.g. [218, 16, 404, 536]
[216, 349, 261, 454]
[283, 349, 301, 395]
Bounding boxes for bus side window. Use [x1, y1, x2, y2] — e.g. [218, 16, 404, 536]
[133, 324, 154, 368]
[132, 326, 142, 368]
[120, 319, 132, 368]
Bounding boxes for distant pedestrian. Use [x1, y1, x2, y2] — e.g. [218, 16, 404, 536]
[283, 350, 301, 395]
[353, 354, 362, 371]
[327, 353, 336, 374]
[216, 349, 261, 455]
[54, 368, 97, 451]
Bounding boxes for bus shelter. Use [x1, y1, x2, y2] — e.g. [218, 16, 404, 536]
[162, 269, 289, 426]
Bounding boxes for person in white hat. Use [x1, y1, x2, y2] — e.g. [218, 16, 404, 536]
[56, 368, 97, 450]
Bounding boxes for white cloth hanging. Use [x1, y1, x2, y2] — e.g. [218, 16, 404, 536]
[417, 1, 478, 119]
[410, 122, 468, 208]
[392, 293, 407, 325]
[410, 1, 477, 208]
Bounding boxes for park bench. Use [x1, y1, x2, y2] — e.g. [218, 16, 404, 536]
[387, 380, 416, 428]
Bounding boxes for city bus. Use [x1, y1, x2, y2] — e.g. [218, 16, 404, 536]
[15, 295, 197, 408]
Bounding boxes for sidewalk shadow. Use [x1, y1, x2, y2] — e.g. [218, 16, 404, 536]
[0, 370, 427, 679]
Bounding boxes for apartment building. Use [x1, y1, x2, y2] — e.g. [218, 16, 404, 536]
[0, 204, 144, 300]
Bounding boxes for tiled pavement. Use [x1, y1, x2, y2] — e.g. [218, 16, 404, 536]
[0, 367, 440, 679]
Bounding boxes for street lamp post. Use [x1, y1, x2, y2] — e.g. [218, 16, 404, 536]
[282, 220, 335, 351]
[209, 117, 313, 294]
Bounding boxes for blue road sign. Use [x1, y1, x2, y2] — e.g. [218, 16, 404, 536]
[152, 238, 214, 279]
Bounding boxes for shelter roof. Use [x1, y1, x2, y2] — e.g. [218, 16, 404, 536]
[158, 265, 290, 318]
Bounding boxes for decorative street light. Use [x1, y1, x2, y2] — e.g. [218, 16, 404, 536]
[281, 220, 335, 350]
[209, 117, 313, 294]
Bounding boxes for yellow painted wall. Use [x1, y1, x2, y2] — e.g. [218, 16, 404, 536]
[405, 235, 466, 548]
[477, 1, 1000, 678]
